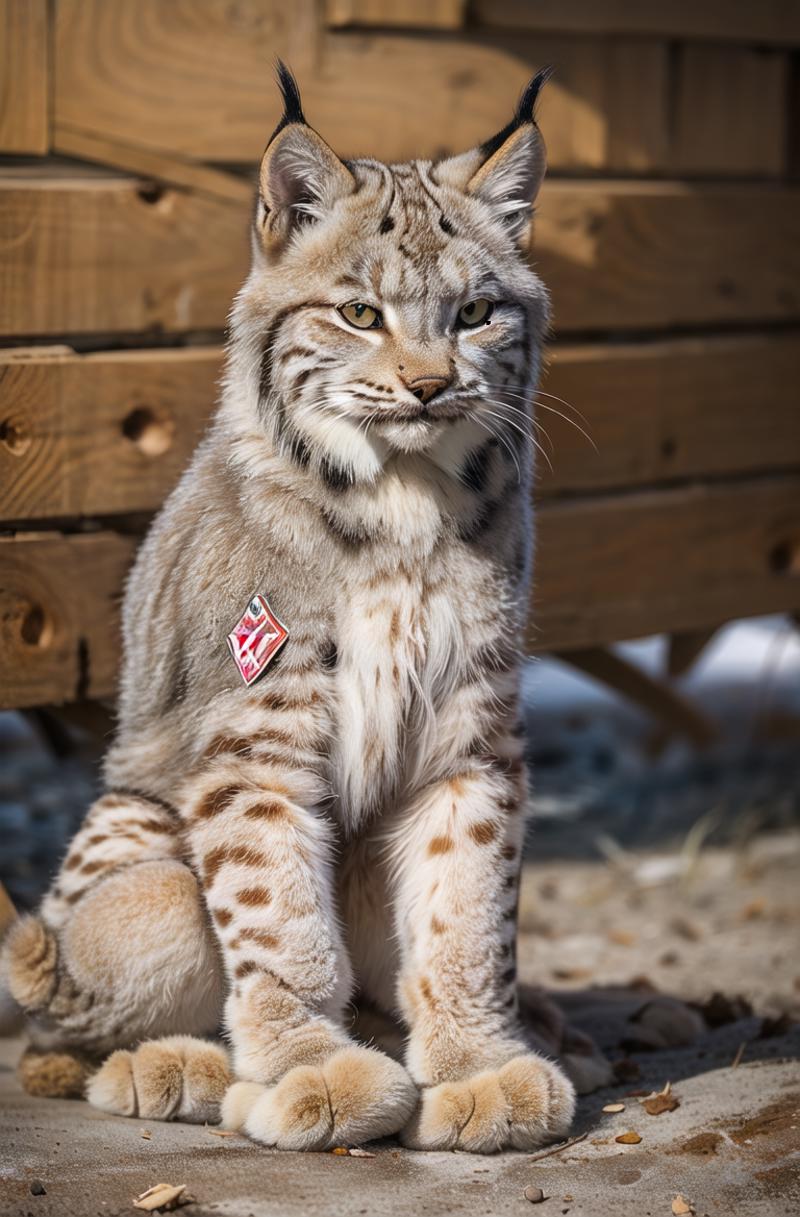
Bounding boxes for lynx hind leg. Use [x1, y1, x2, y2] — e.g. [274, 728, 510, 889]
[88, 1036, 232, 1124]
[4, 859, 224, 1084]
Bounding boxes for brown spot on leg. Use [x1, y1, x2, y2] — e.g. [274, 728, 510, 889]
[469, 819, 498, 846]
[428, 835, 454, 855]
[203, 846, 268, 887]
[430, 915, 446, 934]
[238, 928, 279, 949]
[501, 844, 517, 861]
[419, 977, 438, 1009]
[64, 852, 83, 871]
[235, 960, 259, 979]
[243, 800, 287, 821]
[194, 785, 242, 819]
[213, 908, 233, 928]
[80, 859, 110, 876]
[236, 885, 272, 906]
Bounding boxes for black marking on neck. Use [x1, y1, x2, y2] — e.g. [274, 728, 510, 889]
[320, 506, 373, 547]
[439, 215, 456, 236]
[319, 454, 355, 492]
[379, 215, 395, 233]
[459, 440, 495, 495]
[457, 495, 502, 543]
[283, 425, 311, 468]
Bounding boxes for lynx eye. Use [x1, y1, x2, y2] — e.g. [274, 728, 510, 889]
[339, 302, 383, 330]
[457, 299, 493, 329]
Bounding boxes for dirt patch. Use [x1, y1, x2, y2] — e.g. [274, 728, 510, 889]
[675, 1132, 723, 1156]
[753, 1161, 800, 1198]
[726, 1091, 800, 1145]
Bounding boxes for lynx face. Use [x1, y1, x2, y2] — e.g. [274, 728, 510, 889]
[232, 66, 550, 486]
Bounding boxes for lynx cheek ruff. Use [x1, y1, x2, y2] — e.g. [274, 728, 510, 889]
[226, 593, 289, 686]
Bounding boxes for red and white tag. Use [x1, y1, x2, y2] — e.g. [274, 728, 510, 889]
[226, 593, 289, 686]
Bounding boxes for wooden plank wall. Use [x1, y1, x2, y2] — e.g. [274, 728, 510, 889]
[1, 0, 800, 709]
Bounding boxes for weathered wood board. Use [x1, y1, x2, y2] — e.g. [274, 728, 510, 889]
[0, 171, 248, 337]
[534, 182, 800, 332]
[0, 0, 48, 154]
[0, 531, 138, 709]
[536, 332, 800, 495]
[3, 173, 800, 337]
[531, 475, 800, 651]
[325, 0, 465, 28]
[3, 474, 799, 707]
[2, 335, 798, 523]
[669, 45, 787, 176]
[472, 0, 800, 46]
[0, 347, 222, 522]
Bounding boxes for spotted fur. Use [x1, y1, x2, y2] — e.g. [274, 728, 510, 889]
[1, 65, 579, 1152]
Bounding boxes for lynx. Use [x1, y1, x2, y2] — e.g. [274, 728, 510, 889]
[3, 64, 589, 1152]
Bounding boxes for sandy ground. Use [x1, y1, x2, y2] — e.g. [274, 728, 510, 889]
[1, 830, 798, 1217]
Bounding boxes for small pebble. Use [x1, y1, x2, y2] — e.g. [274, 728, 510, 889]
[30, 1180, 47, 1196]
[523, 1185, 546, 1203]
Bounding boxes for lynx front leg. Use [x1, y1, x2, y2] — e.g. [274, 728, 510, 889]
[394, 764, 574, 1152]
[185, 758, 415, 1149]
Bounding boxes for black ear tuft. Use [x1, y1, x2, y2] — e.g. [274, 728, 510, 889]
[514, 65, 553, 126]
[269, 59, 306, 143]
[479, 66, 553, 161]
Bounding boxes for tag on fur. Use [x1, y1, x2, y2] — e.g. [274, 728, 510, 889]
[226, 593, 288, 686]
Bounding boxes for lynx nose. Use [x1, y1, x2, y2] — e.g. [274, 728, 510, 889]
[402, 374, 451, 404]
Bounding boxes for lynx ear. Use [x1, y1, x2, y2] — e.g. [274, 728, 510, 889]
[258, 62, 354, 244]
[436, 68, 550, 243]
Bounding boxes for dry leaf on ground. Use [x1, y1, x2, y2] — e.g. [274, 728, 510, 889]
[347, 1148, 376, 1157]
[640, 1081, 680, 1116]
[602, 1103, 625, 1113]
[132, 1183, 189, 1211]
[331, 1147, 349, 1155]
[206, 1129, 238, 1138]
[672, 1195, 694, 1215]
[615, 1131, 642, 1145]
[140, 1130, 152, 1140]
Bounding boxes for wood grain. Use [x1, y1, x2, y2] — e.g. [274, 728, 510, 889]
[669, 45, 787, 176]
[0, 531, 138, 709]
[537, 332, 800, 496]
[0, 347, 222, 523]
[472, 0, 800, 46]
[534, 181, 800, 332]
[325, 0, 465, 28]
[3, 334, 797, 523]
[0, 170, 248, 337]
[0, 0, 48, 154]
[3, 173, 799, 337]
[53, 127, 254, 204]
[4, 475, 800, 707]
[53, 1, 667, 172]
[531, 475, 800, 651]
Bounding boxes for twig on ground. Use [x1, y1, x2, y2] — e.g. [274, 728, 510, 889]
[528, 1131, 588, 1161]
[731, 1041, 747, 1068]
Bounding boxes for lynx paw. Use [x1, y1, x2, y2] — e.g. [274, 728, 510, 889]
[87, 1036, 231, 1123]
[401, 1054, 575, 1153]
[221, 1046, 417, 1150]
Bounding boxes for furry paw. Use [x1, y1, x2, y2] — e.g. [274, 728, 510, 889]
[221, 1046, 418, 1150]
[87, 1036, 231, 1123]
[401, 1054, 575, 1153]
